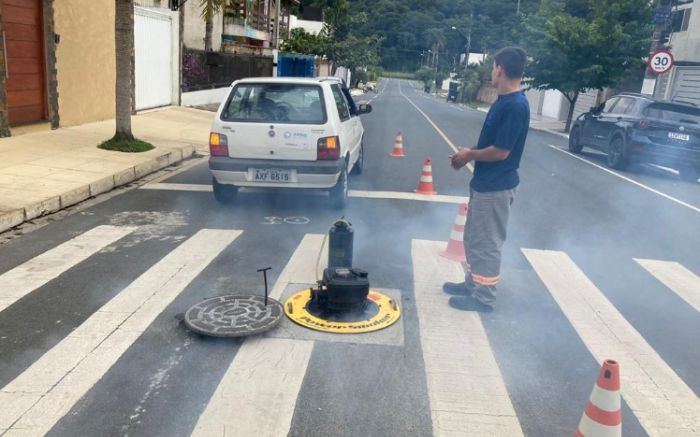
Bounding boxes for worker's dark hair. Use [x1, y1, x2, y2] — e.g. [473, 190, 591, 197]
[493, 47, 527, 79]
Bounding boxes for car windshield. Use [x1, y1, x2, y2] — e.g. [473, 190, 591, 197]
[643, 103, 700, 125]
[221, 83, 326, 124]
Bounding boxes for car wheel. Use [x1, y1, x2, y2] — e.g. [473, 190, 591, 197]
[678, 167, 700, 183]
[212, 177, 238, 204]
[351, 142, 364, 175]
[568, 128, 583, 153]
[330, 160, 348, 209]
[606, 137, 629, 170]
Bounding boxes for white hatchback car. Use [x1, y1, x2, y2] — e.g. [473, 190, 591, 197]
[208, 77, 372, 208]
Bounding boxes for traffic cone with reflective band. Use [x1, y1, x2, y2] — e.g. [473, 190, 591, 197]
[390, 131, 405, 157]
[415, 157, 437, 195]
[575, 359, 621, 437]
[440, 203, 468, 262]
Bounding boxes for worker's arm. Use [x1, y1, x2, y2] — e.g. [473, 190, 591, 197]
[450, 146, 510, 169]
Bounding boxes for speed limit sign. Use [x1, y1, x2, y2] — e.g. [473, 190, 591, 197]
[648, 50, 674, 75]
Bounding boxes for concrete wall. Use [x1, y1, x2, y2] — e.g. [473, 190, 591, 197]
[182, 87, 231, 106]
[289, 16, 323, 35]
[54, 0, 116, 126]
[541, 89, 569, 120]
[183, 0, 223, 50]
[670, 4, 700, 62]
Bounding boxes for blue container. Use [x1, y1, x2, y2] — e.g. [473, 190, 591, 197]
[278, 53, 316, 78]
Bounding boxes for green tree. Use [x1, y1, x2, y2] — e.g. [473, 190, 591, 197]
[200, 0, 225, 51]
[281, 28, 327, 55]
[524, 0, 652, 132]
[309, 0, 382, 76]
[114, 0, 135, 141]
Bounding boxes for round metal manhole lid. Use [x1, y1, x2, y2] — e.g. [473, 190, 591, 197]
[184, 295, 283, 337]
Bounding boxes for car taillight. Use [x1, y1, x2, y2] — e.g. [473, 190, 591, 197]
[317, 136, 340, 160]
[636, 120, 651, 129]
[209, 132, 229, 156]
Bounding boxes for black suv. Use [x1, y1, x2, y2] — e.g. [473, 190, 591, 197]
[569, 93, 700, 182]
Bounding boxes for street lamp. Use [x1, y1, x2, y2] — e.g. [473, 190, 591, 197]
[451, 25, 471, 76]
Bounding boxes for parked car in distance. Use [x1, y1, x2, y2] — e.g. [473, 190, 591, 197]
[208, 77, 372, 208]
[568, 92, 700, 182]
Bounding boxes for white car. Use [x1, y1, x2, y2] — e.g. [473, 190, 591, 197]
[208, 77, 372, 208]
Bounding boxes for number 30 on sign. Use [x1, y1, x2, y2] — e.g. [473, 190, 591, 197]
[648, 50, 674, 75]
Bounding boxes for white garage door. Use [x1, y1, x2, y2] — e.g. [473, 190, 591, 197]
[671, 67, 700, 106]
[135, 7, 173, 110]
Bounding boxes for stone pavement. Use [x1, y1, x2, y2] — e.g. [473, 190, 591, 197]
[0, 106, 212, 233]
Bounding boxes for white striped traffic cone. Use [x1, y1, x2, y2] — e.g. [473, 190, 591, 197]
[575, 359, 621, 437]
[414, 157, 437, 195]
[390, 131, 405, 157]
[440, 203, 467, 262]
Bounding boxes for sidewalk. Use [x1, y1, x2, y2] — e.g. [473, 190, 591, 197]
[477, 106, 569, 138]
[0, 106, 212, 233]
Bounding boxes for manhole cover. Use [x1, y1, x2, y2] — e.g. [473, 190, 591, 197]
[184, 295, 283, 337]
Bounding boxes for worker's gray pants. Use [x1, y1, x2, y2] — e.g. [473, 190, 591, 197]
[464, 188, 516, 306]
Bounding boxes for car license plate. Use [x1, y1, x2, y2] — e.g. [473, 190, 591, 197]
[252, 168, 292, 182]
[668, 132, 690, 141]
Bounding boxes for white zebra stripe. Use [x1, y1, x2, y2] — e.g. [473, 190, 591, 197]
[523, 249, 700, 436]
[635, 259, 700, 313]
[413, 240, 523, 436]
[0, 229, 241, 436]
[0, 225, 136, 314]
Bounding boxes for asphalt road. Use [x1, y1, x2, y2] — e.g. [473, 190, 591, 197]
[1, 79, 698, 437]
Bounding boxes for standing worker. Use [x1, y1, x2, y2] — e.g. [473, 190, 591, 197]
[444, 47, 530, 312]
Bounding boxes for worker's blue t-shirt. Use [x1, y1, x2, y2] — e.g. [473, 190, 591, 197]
[471, 91, 530, 192]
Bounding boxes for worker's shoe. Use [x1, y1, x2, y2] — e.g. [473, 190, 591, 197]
[442, 281, 475, 296]
[448, 295, 494, 313]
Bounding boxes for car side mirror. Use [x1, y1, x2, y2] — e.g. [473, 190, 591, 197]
[358, 103, 372, 114]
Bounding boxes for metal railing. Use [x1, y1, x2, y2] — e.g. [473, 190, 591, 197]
[182, 49, 273, 92]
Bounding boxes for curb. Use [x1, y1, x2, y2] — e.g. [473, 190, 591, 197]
[0, 144, 197, 234]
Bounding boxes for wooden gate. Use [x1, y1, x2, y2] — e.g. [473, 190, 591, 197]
[2, 0, 47, 125]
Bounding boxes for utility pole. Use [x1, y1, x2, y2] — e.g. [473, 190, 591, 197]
[642, 0, 673, 96]
[517, 0, 521, 15]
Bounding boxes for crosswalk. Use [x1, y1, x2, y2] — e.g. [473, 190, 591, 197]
[0, 226, 698, 436]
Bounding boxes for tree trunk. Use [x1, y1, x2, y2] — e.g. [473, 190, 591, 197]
[564, 90, 579, 133]
[114, 0, 134, 141]
[204, 0, 213, 51]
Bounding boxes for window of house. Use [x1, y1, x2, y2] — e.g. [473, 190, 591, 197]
[671, 8, 692, 32]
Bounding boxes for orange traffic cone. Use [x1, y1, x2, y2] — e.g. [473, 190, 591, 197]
[575, 359, 621, 437]
[390, 131, 405, 157]
[415, 157, 437, 195]
[440, 203, 468, 262]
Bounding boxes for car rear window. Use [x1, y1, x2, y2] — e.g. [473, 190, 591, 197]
[643, 103, 700, 125]
[221, 83, 327, 124]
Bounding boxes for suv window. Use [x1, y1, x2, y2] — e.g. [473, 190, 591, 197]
[610, 97, 636, 114]
[331, 84, 351, 122]
[600, 97, 619, 113]
[643, 103, 700, 124]
[221, 83, 326, 124]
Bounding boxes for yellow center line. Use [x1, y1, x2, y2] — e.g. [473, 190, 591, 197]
[397, 80, 474, 173]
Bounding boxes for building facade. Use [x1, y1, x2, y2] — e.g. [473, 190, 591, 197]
[652, 0, 700, 104]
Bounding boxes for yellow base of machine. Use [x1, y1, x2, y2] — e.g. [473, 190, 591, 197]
[284, 289, 401, 334]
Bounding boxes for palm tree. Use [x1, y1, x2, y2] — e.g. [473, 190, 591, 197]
[114, 0, 134, 141]
[201, 0, 226, 51]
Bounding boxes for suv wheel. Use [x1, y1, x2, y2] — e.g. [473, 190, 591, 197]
[351, 142, 364, 175]
[568, 128, 583, 153]
[212, 177, 238, 204]
[330, 160, 348, 209]
[606, 137, 629, 170]
[678, 167, 700, 183]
